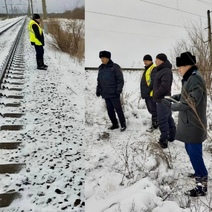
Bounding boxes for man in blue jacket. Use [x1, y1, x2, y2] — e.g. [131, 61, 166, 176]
[96, 51, 126, 132]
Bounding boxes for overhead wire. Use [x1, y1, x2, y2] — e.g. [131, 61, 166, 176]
[86, 10, 194, 29]
[139, 0, 207, 18]
[196, 0, 212, 5]
[86, 27, 174, 39]
[86, 0, 209, 38]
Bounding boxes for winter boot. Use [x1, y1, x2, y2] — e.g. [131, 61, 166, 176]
[108, 123, 119, 130]
[41, 58, 48, 68]
[146, 125, 154, 133]
[185, 183, 207, 197]
[120, 123, 126, 132]
[168, 138, 175, 142]
[37, 59, 47, 70]
[146, 118, 158, 132]
[152, 118, 158, 129]
[187, 173, 196, 178]
[158, 139, 168, 149]
[185, 176, 208, 197]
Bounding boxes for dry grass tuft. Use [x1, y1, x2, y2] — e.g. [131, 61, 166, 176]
[48, 19, 84, 63]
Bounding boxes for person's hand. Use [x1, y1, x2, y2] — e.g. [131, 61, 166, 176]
[96, 91, 100, 97]
[161, 98, 171, 108]
[116, 90, 120, 94]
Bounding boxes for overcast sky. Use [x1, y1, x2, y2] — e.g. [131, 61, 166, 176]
[0, 0, 84, 14]
[85, 0, 212, 68]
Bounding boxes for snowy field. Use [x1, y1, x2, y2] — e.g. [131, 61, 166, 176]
[0, 18, 84, 211]
[85, 69, 212, 212]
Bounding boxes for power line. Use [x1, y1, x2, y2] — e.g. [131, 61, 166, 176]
[86, 10, 193, 29]
[139, 0, 207, 18]
[86, 27, 175, 39]
[196, 0, 212, 5]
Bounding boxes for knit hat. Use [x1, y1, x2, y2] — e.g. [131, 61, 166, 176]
[99, 51, 111, 59]
[33, 14, 40, 20]
[176, 52, 196, 67]
[143, 54, 152, 61]
[156, 53, 167, 62]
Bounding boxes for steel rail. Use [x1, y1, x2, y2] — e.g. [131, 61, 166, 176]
[0, 17, 24, 36]
[0, 17, 26, 85]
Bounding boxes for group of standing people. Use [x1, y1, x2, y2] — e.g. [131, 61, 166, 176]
[96, 50, 208, 197]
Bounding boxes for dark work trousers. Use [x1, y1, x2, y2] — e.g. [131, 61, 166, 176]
[34, 45, 44, 60]
[157, 102, 176, 141]
[185, 143, 208, 178]
[145, 97, 157, 121]
[105, 97, 126, 127]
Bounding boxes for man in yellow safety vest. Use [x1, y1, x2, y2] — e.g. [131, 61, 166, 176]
[140, 54, 158, 132]
[28, 14, 48, 70]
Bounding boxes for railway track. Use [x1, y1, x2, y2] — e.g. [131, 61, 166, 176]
[0, 17, 27, 208]
[0, 18, 23, 36]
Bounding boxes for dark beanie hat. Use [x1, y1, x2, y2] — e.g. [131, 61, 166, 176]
[176, 52, 196, 67]
[143, 54, 152, 61]
[156, 53, 167, 62]
[33, 14, 40, 20]
[99, 51, 111, 59]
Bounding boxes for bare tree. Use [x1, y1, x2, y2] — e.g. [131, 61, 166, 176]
[171, 22, 212, 93]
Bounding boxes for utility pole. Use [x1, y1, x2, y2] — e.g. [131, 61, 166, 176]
[4, 0, 9, 18]
[30, 0, 34, 15]
[41, 0, 48, 34]
[207, 10, 212, 71]
[27, 0, 31, 17]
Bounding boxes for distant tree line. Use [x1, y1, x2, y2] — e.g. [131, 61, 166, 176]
[48, 7, 84, 20]
[0, 6, 84, 20]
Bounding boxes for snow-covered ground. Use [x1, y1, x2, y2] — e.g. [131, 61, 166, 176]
[85, 69, 212, 212]
[0, 17, 23, 32]
[0, 18, 84, 211]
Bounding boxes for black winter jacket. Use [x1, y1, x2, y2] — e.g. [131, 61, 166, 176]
[140, 63, 157, 99]
[96, 60, 124, 99]
[153, 60, 173, 102]
[31, 19, 45, 46]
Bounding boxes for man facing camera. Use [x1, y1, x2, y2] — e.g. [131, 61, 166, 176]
[96, 50, 126, 132]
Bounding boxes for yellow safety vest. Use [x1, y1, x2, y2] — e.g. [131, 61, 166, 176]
[145, 64, 156, 97]
[28, 20, 43, 46]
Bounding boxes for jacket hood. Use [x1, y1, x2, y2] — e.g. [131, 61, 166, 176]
[157, 60, 172, 71]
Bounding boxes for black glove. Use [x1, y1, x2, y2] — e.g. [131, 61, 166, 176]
[116, 89, 122, 95]
[161, 98, 171, 108]
[96, 91, 100, 97]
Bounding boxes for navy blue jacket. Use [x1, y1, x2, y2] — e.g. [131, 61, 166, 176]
[153, 60, 173, 102]
[96, 60, 124, 99]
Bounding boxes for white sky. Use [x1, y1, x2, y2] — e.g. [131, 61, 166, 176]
[85, 0, 212, 68]
[0, 0, 84, 14]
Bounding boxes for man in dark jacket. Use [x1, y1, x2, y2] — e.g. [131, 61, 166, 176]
[96, 50, 126, 132]
[153, 53, 176, 148]
[140, 54, 158, 132]
[28, 14, 48, 70]
[162, 52, 208, 197]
